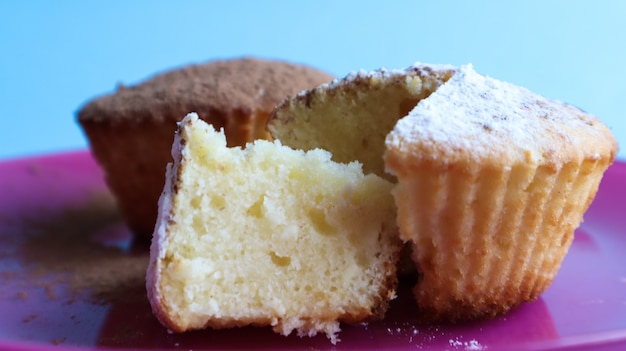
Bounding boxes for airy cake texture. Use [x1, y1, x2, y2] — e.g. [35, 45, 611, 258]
[268, 63, 618, 322]
[268, 65, 456, 181]
[78, 57, 333, 236]
[146, 113, 402, 343]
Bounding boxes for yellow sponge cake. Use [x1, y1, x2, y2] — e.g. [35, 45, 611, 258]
[146, 113, 402, 343]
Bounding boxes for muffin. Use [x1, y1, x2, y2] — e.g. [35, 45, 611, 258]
[385, 64, 618, 322]
[77, 57, 334, 236]
[268, 63, 618, 322]
[146, 113, 402, 343]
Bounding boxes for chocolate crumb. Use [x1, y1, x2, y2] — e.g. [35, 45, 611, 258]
[22, 314, 37, 323]
[51, 337, 66, 345]
[16, 291, 28, 300]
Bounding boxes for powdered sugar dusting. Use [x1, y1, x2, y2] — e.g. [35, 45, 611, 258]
[385, 321, 420, 339]
[387, 64, 610, 165]
[315, 62, 457, 92]
[375, 321, 490, 350]
[449, 338, 486, 350]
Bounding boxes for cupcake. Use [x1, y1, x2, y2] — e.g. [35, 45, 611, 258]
[77, 57, 333, 236]
[147, 113, 402, 343]
[269, 63, 618, 322]
[385, 64, 618, 321]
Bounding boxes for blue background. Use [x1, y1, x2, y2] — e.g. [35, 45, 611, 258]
[1, 1, 624, 161]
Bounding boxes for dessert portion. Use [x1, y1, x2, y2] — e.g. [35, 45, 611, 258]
[146, 113, 402, 343]
[385, 64, 617, 321]
[268, 64, 456, 181]
[77, 57, 333, 236]
[268, 63, 618, 322]
[269, 64, 457, 277]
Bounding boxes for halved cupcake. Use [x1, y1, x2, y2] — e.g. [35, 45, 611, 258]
[269, 63, 618, 322]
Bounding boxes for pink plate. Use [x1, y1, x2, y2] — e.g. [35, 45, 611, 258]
[1, 151, 625, 351]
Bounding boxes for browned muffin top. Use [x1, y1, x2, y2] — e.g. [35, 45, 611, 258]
[77, 57, 334, 123]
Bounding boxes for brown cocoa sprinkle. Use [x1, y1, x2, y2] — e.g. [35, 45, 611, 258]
[51, 337, 66, 345]
[22, 314, 37, 323]
[11, 191, 150, 306]
[16, 291, 28, 301]
[77, 58, 333, 124]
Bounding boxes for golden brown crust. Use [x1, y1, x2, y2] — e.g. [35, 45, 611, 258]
[389, 157, 615, 323]
[79, 119, 175, 236]
[77, 57, 333, 236]
[384, 65, 618, 323]
[271, 65, 454, 113]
